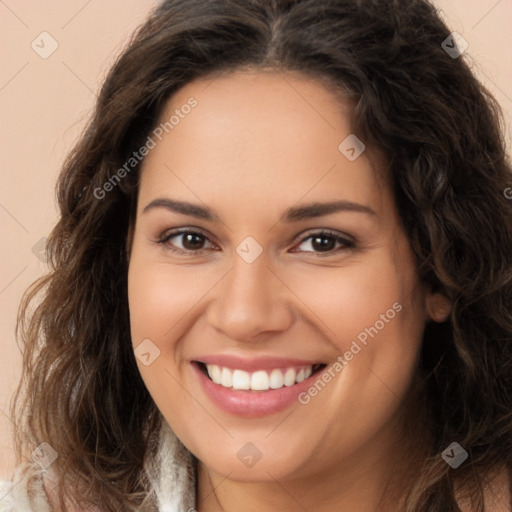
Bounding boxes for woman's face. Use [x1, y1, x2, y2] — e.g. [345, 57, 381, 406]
[127, 69, 442, 483]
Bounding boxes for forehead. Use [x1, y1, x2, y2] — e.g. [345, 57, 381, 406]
[138, 69, 389, 220]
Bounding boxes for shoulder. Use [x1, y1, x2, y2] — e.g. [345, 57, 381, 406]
[0, 479, 16, 510]
[0, 461, 52, 511]
[0, 461, 97, 512]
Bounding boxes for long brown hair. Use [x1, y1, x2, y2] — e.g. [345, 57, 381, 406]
[13, 0, 512, 510]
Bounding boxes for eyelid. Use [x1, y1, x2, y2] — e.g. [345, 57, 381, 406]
[156, 227, 355, 256]
[292, 228, 354, 245]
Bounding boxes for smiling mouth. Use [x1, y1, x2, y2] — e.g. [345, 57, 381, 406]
[196, 362, 327, 392]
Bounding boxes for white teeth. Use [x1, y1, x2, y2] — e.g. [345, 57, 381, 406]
[269, 369, 284, 389]
[209, 364, 221, 384]
[250, 370, 269, 391]
[220, 367, 232, 387]
[232, 370, 250, 390]
[283, 368, 296, 387]
[205, 364, 317, 391]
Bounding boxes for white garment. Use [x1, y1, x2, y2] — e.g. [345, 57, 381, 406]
[0, 420, 196, 512]
[0, 460, 53, 512]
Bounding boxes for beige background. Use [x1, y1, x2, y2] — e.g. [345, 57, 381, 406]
[1, 0, 511, 479]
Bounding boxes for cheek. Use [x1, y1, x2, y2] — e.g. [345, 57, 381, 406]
[285, 258, 419, 347]
[127, 252, 206, 418]
[286, 256, 424, 447]
[127, 248, 233, 416]
[128, 254, 217, 348]
[284, 249, 425, 396]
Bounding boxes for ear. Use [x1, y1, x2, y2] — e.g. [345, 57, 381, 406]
[425, 291, 452, 323]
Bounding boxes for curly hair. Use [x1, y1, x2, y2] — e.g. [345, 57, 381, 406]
[12, 0, 512, 510]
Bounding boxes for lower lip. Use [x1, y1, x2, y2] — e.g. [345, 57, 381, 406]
[192, 363, 322, 417]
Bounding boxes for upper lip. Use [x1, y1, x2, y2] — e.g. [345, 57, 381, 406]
[193, 355, 325, 372]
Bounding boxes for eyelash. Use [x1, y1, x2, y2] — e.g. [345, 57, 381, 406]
[156, 228, 355, 257]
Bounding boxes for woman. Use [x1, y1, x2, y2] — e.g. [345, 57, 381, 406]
[2, 0, 511, 510]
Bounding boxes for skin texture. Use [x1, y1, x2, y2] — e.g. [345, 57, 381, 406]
[127, 69, 451, 512]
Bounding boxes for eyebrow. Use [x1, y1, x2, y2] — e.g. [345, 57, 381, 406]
[281, 200, 376, 221]
[142, 198, 376, 222]
[142, 198, 221, 221]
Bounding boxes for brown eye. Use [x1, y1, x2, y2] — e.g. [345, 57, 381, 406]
[180, 232, 207, 250]
[311, 234, 337, 252]
[293, 231, 354, 255]
[158, 229, 215, 253]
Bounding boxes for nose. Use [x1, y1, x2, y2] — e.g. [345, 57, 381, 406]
[206, 254, 294, 343]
